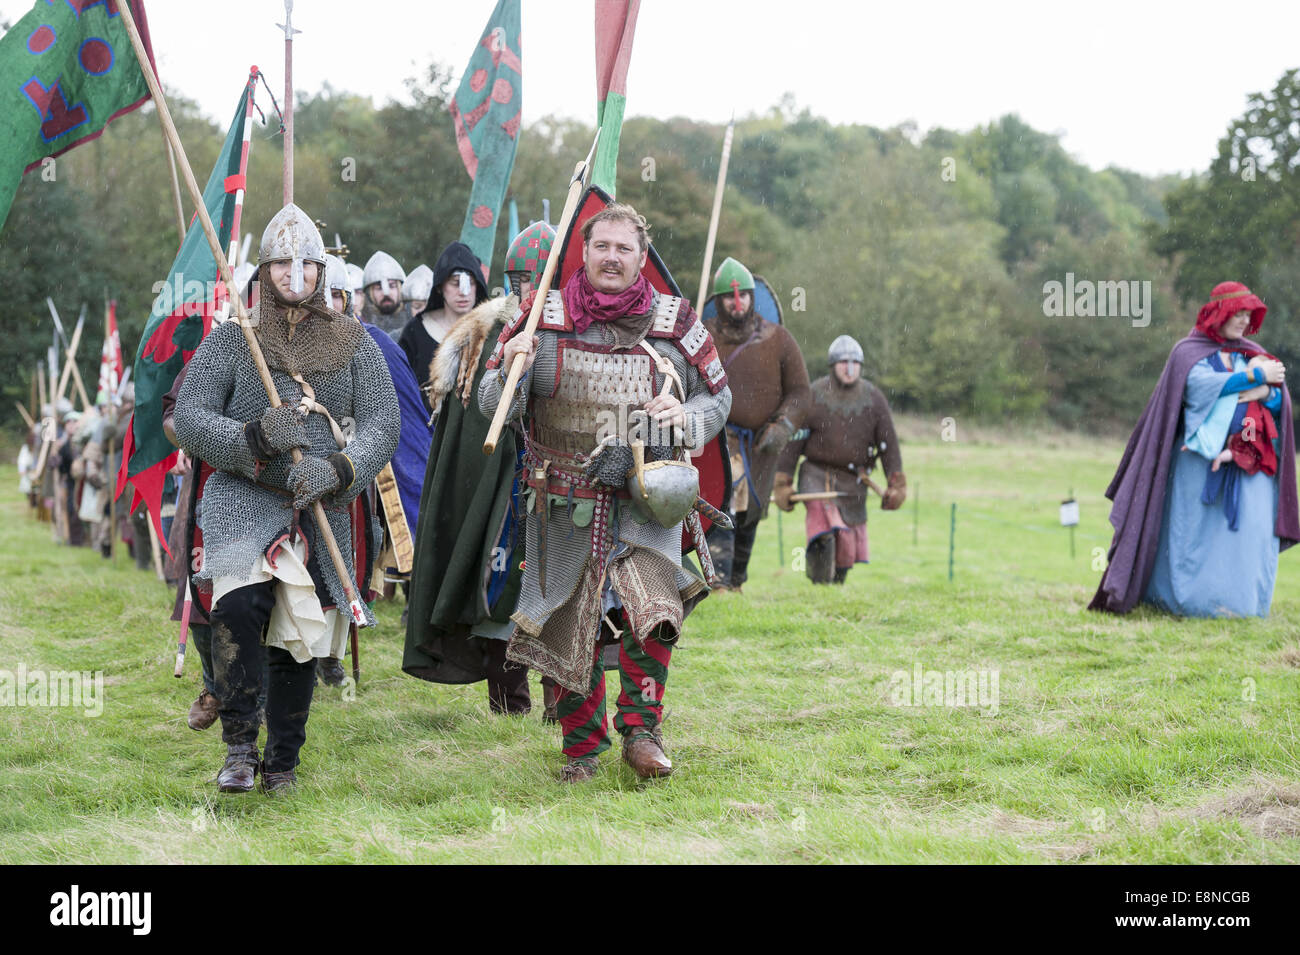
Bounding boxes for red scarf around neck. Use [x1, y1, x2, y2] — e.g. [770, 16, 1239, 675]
[562, 268, 654, 334]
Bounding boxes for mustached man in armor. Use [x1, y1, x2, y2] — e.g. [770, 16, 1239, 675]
[174, 205, 399, 794]
[702, 257, 809, 591]
[775, 335, 906, 584]
[403, 221, 558, 718]
[479, 203, 731, 782]
[360, 250, 407, 339]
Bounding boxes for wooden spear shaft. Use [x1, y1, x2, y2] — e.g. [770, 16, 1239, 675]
[54, 316, 84, 406]
[280, 1, 298, 204]
[118, 1, 370, 627]
[696, 119, 735, 313]
[483, 159, 592, 455]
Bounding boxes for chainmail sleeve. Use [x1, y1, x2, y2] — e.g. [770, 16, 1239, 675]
[173, 321, 259, 480]
[332, 333, 400, 504]
[477, 332, 557, 423]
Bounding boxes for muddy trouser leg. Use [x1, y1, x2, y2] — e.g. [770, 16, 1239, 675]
[485, 638, 531, 715]
[730, 513, 759, 586]
[263, 645, 316, 773]
[805, 534, 837, 584]
[132, 509, 151, 569]
[705, 521, 734, 586]
[210, 580, 277, 750]
[192, 623, 217, 696]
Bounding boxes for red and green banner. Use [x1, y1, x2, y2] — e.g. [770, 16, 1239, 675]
[592, 0, 640, 197]
[96, 298, 122, 404]
[0, 0, 156, 231]
[449, 0, 521, 279]
[116, 69, 257, 546]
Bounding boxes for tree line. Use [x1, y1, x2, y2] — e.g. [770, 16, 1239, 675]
[2, 61, 1293, 435]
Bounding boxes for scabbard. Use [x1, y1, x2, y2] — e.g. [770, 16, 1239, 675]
[375, 463, 413, 574]
[693, 496, 732, 530]
[533, 458, 551, 597]
[687, 510, 722, 588]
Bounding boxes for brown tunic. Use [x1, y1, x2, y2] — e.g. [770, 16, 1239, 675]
[703, 313, 810, 522]
[778, 375, 902, 525]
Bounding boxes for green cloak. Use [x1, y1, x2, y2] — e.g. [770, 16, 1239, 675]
[403, 300, 523, 683]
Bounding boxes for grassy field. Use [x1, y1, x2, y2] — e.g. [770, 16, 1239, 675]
[2, 420, 1299, 864]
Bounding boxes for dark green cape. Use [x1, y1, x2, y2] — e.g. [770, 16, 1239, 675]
[402, 309, 522, 683]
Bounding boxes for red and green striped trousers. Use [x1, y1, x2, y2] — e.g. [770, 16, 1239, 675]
[556, 611, 672, 759]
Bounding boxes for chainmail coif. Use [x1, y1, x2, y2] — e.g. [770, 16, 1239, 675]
[174, 273, 400, 625]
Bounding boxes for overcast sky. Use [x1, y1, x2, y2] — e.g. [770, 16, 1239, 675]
[4, 0, 1298, 176]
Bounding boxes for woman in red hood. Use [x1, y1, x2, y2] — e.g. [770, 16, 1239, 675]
[1091, 282, 1299, 617]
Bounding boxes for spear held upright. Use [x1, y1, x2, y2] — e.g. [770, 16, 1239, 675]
[482, 129, 601, 456]
[696, 118, 735, 314]
[277, 0, 300, 204]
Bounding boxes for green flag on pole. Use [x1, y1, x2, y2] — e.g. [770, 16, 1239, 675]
[450, 0, 522, 280]
[117, 70, 257, 546]
[0, 0, 157, 231]
[592, 0, 640, 197]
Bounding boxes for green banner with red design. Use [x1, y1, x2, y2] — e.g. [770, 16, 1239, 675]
[0, 0, 156, 231]
[116, 72, 254, 544]
[450, 0, 521, 279]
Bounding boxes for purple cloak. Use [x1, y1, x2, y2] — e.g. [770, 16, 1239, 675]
[1089, 331, 1300, 614]
[365, 323, 431, 534]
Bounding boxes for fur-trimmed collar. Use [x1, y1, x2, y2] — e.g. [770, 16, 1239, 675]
[428, 296, 518, 417]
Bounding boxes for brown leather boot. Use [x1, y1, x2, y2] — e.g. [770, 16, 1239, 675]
[187, 689, 221, 731]
[260, 766, 297, 796]
[560, 756, 599, 783]
[621, 727, 672, 779]
[217, 743, 260, 793]
[541, 679, 559, 725]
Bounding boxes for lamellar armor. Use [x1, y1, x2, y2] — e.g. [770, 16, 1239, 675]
[478, 289, 731, 692]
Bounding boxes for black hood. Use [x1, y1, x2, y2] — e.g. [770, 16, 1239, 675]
[422, 241, 488, 314]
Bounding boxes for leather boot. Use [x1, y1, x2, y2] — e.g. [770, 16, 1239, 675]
[560, 756, 599, 783]
[541, 679, 559, 725]
[317, 656, 346, 687]
[622, 726, 672, 779]
[187, 689, 221, 731]
[261, 766, 297, 796]
[217, 742, 260, 793]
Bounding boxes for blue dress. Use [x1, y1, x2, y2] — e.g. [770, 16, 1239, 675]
[1145, 352, 1283, 617]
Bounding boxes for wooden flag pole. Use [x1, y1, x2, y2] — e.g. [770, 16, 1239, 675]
[695, 118, 735, 313]
[163, 140, 187, 241]
[483, 130, 601, 455]
[118, 1, 370, 628]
